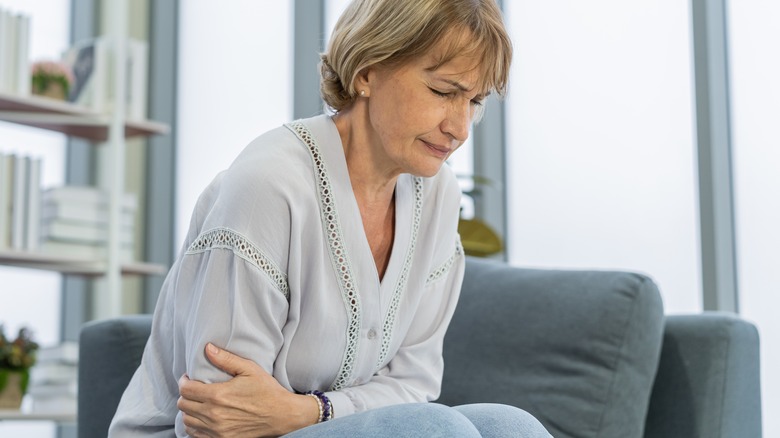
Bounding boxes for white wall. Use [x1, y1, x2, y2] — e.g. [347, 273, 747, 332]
[0, 1, 70, 436]
[729, 1, 780, 435]
[504, 1, 701, 314]
[176, 0, 294, 248]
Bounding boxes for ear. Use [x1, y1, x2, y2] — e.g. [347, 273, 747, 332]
[354, 66, 374, 97]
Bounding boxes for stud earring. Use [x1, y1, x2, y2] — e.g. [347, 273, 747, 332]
[359, 90, 365, 96]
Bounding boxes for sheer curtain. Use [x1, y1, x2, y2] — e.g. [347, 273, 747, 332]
[504, 1, 701, 314]
[729, 1, 780, 434]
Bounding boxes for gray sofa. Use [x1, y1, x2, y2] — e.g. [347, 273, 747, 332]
[78, 257, 762, 437]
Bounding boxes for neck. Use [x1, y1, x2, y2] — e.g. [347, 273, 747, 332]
[333, 106, 399, 206]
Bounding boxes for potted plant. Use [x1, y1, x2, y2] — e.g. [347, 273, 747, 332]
[0, 325, 39, 409]
[457, 174, 503, 257]
[30, 60, 75, 101]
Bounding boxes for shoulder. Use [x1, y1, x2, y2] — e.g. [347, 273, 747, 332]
[225, 124, 312, 192]
[188, 122, 323, 248]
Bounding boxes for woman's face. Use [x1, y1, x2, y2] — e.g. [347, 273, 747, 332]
[362, 37, 487, 178]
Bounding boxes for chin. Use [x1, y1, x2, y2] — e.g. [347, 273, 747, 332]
[409, 161, 445, 178]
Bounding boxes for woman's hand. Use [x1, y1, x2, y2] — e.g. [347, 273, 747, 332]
[177, 343, 319, 438]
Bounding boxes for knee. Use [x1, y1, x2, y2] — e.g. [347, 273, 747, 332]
[454, 403, 551, 438]
[402, 404, 481, 437]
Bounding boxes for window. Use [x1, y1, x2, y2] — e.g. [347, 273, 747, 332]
[504, 1, 701, 313]
[729, 1, 780, 434]
[176, 0, 294, 246]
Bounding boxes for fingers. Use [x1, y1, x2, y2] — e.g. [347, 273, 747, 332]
[204, 342, 260, 377]
[181, 409, 211, 438]
[177, 395, 202, 416]
[178, 373, 208, 403]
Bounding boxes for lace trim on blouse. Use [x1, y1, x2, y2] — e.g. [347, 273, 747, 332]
[425, 237, 464, 286]
[376, 177, 423, 369]
[286, 121, 362, 391]
[186, 227, 290, 299]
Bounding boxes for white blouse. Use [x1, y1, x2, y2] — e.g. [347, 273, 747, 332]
[109, 115, 465, 436]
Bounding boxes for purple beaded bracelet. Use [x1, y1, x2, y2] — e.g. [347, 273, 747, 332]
[304, 390, 333, 422]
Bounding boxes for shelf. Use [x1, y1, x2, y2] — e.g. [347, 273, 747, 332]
[0, 249, 167, 276]
[0, 409, 76, 423]
[0, 91, 168, 141]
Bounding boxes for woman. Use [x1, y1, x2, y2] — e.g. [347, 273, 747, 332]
[110, 0, 550, 436]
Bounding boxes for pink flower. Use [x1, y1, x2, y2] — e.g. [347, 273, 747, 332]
[31, 60, 75, 85]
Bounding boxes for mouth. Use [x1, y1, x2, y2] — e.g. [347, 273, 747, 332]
[421, 140, 451, 159]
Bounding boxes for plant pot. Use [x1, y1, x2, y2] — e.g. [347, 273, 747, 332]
[32, 82, 67, 101]
[0, 369, 29, 409]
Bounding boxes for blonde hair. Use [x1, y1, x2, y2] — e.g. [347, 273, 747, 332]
[320, 0, 512, 112]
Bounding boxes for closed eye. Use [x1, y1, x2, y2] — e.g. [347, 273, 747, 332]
[431, 86, 484, 108]
[430, 87, 451, 98]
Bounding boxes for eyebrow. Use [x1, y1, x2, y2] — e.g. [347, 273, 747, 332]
[442, 79, 471, 92]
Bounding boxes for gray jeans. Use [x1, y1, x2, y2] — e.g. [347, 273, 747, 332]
[283, 403, 552, 437]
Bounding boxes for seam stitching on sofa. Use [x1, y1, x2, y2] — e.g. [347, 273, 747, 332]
[716, 322, 731, 437]
[593, 275, 643, 437]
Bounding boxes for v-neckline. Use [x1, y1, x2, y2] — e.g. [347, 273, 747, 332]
[287, 116, 423, 388]
[320, 118, 412, 291]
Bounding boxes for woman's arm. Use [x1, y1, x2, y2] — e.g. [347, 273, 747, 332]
[178, 344, 319, 438]
[174, 233, 318, 437]
[178, 244, 466, 429]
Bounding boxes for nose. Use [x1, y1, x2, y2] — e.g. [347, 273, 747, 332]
[442, 99, 471, 143]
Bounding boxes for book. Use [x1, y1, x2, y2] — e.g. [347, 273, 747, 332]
[0, 8, 12, 92]
[125, 39, 148, 119]
[41, 219, 134, 245]
[62, 36, 148, 117]
[25, 156, 42, 250]
[63, 36, 109, 111]
[43, 185, 138, 211]
[35, 342, 79, 364]
[11, 154, 28, 250]
[40, 240, 134, 262]
[13, 13, 30, 96]
[29, 394, 77, 415]
[30, 363, 78, 386]
[42, 202, 135, 227]
[0, 152, 12, 248]
[27, 380, 78, 398]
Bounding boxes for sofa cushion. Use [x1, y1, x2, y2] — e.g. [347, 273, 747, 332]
[439, 257, 665, 438]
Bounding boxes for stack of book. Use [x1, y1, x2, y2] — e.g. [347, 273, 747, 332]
[28, 342, 79, 415]
[0, 7, 31, 96]
[0, 152, 43, 251]
[40, 185, 137, 261]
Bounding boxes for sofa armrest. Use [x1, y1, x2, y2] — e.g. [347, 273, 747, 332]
[644, 313, 762, 438]
[78, 315, 153, 438]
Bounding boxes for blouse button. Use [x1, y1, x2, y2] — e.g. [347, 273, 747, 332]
[367, 328, 378, 340]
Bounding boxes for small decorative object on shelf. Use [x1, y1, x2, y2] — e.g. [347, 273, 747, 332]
[30, 60, 75, 101]
[456, 173, 503, 257]
[0, 325, 39, 409]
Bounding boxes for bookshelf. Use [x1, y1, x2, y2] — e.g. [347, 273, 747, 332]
[0, 92, 169, 280]
[0, 1, 168, 426]
[0, 91, 168, 141]
[0, 249, 167, 276]
[0, 409, 76, 423]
